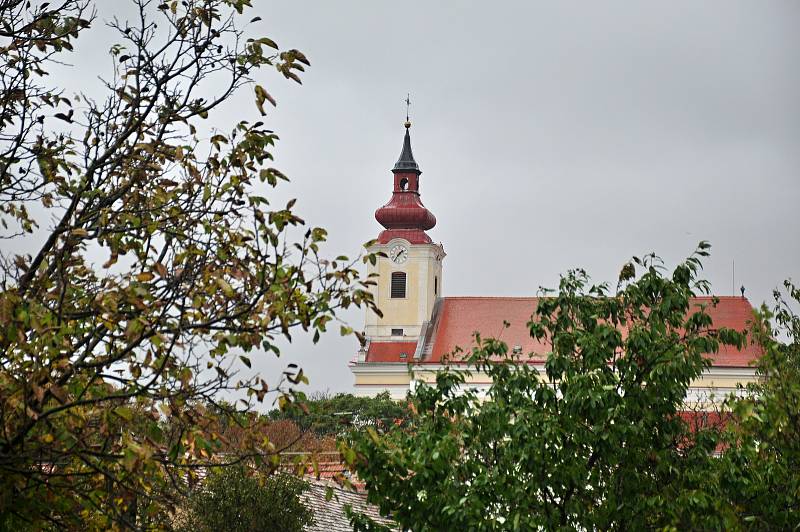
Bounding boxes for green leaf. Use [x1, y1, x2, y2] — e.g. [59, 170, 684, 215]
[114, 407, 134, 421]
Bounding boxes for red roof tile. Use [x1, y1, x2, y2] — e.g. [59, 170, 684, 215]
[365, 296, 762, 367]
[430, 297, 550, 363]
[366, 341, 417, 362]
[689, 297, 763, 366]
[679, 410, 733, 431]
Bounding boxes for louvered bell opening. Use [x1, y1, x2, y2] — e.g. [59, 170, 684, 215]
[391, 272, 406, 299]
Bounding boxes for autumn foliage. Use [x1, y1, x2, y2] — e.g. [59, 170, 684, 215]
[0, 0, 377, 528]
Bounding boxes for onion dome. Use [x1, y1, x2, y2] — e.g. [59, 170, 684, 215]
[375, 122, 437, 244]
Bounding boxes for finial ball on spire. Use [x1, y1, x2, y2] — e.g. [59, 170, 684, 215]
[404, 120, 411, 129]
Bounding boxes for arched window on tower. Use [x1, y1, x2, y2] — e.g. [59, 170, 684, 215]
[391, 271, 406, 299]
[399, 177, 408, 191]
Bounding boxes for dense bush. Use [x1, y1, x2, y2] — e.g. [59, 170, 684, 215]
[176, 466, 313, 532]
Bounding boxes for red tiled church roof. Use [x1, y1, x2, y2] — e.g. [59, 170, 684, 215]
[365, 296, 761, 367]
[430, 297, 549, 363]
[366, 341, 417, 362]
[690, 297, 763, 366]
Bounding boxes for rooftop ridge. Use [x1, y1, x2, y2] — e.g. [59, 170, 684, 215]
[441, 295, 751, 302]
[443, 295, 540, 301]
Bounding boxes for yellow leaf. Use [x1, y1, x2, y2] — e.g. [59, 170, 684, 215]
[136, 272, 155, 282]
[367, 427, 380, 444]
[215, 278, 235, 297]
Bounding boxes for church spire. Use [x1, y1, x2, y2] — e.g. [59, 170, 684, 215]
[374, 119, 436, 245]
[393, 96, 420, 173]
[392, 124, 420, 173]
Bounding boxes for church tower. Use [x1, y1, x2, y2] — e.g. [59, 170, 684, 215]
[363, 121, 445, 352]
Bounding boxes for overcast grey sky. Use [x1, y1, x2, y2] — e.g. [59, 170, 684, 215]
[45, 1, 800, 397]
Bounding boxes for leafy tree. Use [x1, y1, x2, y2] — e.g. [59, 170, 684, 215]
[716, 280, 800, 528]
[0, 0, 377, 527]
[270, 391, 410, 437]
[348, 245, 750, 530]
[175, 466, 314, 532]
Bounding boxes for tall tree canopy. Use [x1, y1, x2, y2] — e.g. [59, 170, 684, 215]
[348, 245, 778, 530]
[269, 392, 411, 437]
[714, 281, 800, 528]
[0, 0, 377, 528]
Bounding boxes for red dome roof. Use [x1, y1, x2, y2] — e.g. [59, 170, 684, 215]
[375, 192, 436, 230]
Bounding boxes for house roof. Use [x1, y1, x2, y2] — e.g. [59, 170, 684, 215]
[365, 296, 761, 367]
[302, 479, 397, 531]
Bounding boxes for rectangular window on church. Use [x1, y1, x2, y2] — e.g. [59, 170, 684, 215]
[391, 328, 403, 336]
[391, 271, 406, 299]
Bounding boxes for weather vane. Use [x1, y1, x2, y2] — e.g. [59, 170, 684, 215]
[405, 93, 411, 128]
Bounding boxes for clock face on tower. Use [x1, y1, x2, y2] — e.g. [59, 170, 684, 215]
[389, 244, 409, 264]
